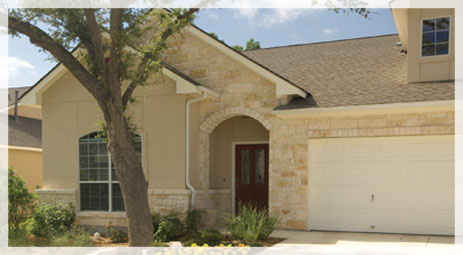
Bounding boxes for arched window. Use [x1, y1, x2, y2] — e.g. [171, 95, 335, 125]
[79, 132, 142, 212]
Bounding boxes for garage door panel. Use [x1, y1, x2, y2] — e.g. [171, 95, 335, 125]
[308, 135, 454, 235]
[311, 208, 373, 232]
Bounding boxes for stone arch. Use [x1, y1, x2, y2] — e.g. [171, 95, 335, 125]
[199, 107, 272, 134]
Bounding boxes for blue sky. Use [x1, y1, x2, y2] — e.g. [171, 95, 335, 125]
[7, 8, 397, 88]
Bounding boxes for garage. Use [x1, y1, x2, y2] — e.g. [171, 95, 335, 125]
[308, 135, 454, 235]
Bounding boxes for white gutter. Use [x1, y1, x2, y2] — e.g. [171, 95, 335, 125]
[186, 92, 208, 208]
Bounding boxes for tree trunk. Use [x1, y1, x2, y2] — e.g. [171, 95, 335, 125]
[102, 102, 153, 246]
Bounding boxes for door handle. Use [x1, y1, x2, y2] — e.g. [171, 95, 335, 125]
[371, 194, 375, 203]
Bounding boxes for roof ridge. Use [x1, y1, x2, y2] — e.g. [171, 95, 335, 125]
[245, 33, 399, 52]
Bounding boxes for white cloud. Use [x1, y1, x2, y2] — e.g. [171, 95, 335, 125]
[0, 56, 36, 80]
[235, 8, 259, 20]
[208, 12, 219, 20]
[233, 8, 320, 27]
[322, 27, 339, 35]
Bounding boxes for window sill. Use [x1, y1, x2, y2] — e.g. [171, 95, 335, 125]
[77, 211, 126, 218]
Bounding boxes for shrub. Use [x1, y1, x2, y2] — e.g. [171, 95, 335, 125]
[200, 229, 222, 246]
[185, 209, 202, 233]
[49, 226, 94, 247]
[105, 222, 128, 243]
[152, 212, 162, 233]
[153, 211, 185, 242]
[226, 204, 278, 244]
[8, 167, 36, 230]
[30, 204, 75, 238]
[8, 226, 35, 247]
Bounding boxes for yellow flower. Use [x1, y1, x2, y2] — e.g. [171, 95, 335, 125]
[238, 243, 245, 247]
[202, 243, 209, 247]
[191, 243, 198, 247]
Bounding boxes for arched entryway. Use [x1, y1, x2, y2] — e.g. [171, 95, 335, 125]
[209, 116, 269, 212]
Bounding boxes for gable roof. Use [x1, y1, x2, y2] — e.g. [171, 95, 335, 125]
[8, 115, 42, 148]
[243, 34, 454, 108]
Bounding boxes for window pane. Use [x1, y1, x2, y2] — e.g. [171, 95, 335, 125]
[112, 183, 125, 212]
[436, 43, 449, 55]
[241, 149, 250, 185]
[80, 183, 109, 211]
[436, 17, 450, 30]
[436, 31, 449, 43]
[255, 149, 265, 185]
[422, 32, 435, 44]
[423, 19, 435, 32]
[422, 45, 435, 56]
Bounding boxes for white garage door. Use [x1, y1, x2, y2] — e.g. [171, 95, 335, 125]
[308, 135, 454, 235]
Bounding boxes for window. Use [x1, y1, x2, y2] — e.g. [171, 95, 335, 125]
[79, 132, 141, 212]
[422, 17, 450, 57]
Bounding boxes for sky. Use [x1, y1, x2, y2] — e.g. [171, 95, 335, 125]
[7, 8, 397, 88]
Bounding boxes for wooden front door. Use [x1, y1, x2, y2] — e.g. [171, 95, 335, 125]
[235, 144, 269, 212]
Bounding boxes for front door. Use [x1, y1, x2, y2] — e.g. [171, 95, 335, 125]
[235, 144, 269, 213]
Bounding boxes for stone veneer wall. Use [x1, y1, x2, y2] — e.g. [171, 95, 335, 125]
[269, 111, 455, 230]
[36, 188, 232, 227]
[36, 189, 77, 207]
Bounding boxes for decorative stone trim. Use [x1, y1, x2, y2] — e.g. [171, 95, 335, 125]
[148, 189, 192, 195]
[200, 107, 272, 134]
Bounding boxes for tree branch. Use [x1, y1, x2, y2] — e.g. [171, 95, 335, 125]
[8, 16, 102, 98]
[120, 8, 199, 110]
[83, 9, 109, 83]
[108, 8, 123, 101]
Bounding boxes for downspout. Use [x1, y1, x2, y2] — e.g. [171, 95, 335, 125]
[186, 92, 207, 208]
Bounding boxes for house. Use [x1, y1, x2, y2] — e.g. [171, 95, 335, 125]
[19, 8, 455, 235]
[5, 86, 43, 192]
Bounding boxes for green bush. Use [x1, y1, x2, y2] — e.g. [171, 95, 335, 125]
[105, 222, 128, 243]
[8, 226, 35, 247]
[49, 226, 94, 247]
[185, 209, 202, 233]
[8, 167, 36, 230]
[30, 204, 75, 237]
[180, 232, 203, 246]
[152, 212, 162, 233]
[200, 229, 223, 246]
[226, 204, 278, 244]
[153, 211, 185, 242]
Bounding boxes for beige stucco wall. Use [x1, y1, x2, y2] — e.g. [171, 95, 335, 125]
[407, 8, 455, 83]
[209, 116, 269, 189]
[41, 69, 188, 194]
[8, 148, 43, 192]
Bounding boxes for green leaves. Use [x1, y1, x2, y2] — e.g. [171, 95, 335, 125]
[8, 167, 36, 230]
[226, 204, 278, 244]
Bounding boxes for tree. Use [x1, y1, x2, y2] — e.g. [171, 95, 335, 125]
[8, 8, 199, 246]
[244, 38, 260, 51]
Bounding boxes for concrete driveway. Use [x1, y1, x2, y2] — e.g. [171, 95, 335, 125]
[271, 230, 454, 247]
[262, 230, 457, 255]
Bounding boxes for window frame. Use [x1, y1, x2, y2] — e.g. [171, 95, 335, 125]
[78, 132, 142, 212]
[420, 16, 451, 58]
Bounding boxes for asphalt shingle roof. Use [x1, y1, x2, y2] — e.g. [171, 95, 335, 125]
[8, 115, 42, 148]
[243, 34, 454, 109]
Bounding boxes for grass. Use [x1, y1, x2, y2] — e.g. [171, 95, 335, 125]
[9, 226, 94, 247]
